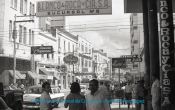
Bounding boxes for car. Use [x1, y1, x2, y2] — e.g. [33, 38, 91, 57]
[23, 85, 64, 110]
[0, 97, 12, 110]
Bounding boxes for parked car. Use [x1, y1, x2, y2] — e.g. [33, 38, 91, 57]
[0, 82, 23, 110]
[0, 97, 12, 110]
[23, 85, 64, 110]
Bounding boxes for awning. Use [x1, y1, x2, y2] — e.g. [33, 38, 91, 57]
[27, 71, 38, 79]
[39, 68, 54, 80]
[8, 70, 25, 79]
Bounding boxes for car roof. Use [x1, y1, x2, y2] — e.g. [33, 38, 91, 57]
[27, 85, 59, 89]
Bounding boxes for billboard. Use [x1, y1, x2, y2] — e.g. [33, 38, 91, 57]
[124, 0, 175, 13]
[36, 0, 112, 17]
[112, 58, 126, 68]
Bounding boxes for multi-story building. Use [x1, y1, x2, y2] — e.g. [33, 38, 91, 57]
[92, 49, 110, 79]
[56, 29, 78, 89]
[130, 13, 145, 81]
[0, 0, 37, 86]
[76, 36, 94, 81]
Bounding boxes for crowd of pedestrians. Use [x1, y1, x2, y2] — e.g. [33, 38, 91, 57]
[38, 77, 161, 110]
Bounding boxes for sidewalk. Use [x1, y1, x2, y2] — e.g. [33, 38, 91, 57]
[111, 103, 135, 110]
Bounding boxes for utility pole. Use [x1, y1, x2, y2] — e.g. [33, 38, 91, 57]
[12, 15, 34, 84]
[13, 15, 17, 84]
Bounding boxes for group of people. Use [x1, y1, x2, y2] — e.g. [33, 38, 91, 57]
[39, 75, 160, 110]
[40, 79, 111, 110]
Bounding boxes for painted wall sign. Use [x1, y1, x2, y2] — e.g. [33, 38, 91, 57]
[159, 0, 174, 108]
[36, 0, 112, 17]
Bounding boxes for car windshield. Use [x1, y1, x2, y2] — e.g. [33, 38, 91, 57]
[26, 87, 42, 94]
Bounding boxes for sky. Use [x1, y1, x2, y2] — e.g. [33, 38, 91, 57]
[65, 0, 131, 57]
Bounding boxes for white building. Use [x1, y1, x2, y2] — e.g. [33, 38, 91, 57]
[0, 0, 38, 86]
[56, 29, 78, 89]
[130, 13, 145, 80]
[93, 49, 110, 79]
[76, 36, 94, 81]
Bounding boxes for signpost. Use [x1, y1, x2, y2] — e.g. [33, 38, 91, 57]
[31, 46, 53, 54]
[36, 0, 112, 17]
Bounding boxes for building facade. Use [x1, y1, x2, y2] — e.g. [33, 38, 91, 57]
[93, 49, 110, 79]
[0, 0, 37, 86]
[130, 13, 145, 81]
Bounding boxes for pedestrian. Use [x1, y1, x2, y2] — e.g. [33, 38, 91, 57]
[99, 82, 111, 104]
[135, 80, 144, 110]
[64, 82, 86, 110]
[124, 82, 132, 110]
[40, 81, 53, 110]
[151, 74, 160, 110]
[86, 79, 110, 110]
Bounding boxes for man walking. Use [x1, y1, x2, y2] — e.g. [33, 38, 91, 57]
[86, 79, 110, 110]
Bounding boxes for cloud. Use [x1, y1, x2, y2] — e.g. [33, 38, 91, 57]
[65, 0, 131, 57]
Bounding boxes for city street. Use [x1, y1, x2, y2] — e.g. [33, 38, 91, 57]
[53, 101, 136, 110]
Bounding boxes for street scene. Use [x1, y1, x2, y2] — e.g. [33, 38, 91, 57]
[0, 0, 175, 110]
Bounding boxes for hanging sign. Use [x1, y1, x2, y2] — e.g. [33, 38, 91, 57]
[36, 0, 112, 17]
[159, 0, 174, 109]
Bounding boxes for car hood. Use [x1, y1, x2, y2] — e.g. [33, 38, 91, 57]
[23, 94, 41, 102]
[23, 93, 65, 102]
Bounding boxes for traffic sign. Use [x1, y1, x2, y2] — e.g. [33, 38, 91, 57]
[31, 46, 53, 54]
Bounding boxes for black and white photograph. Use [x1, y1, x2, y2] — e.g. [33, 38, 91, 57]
[0, 0, 175, 110]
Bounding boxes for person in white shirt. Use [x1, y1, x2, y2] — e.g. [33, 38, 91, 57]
[151, 74, 160, 110]
[86, 79, 110, 110]
[40, 81, 53, 110]
[125, 82, 132, 109]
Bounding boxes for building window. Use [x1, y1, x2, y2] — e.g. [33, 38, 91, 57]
[89, 61, 91, 67]
[32, 4, 35, 15]
[9, 20, 13, 41]
[68, 42, 70, 52]
[52, 54, 54, 59]
[24, 0, 27, 15]
[23, 27, 27, 44]
[19, 25, 23, 43]
[29, 29, 32, 45]
[85, 60, 88, 67]
[81, 45, 84, 52]
[29, 2, 32, 15]
[73, 44, 74, 52]
[47, 54, 49, 59]
[58, 57, 60, 65]
[20, 0, 23, 13]
[89, 49, 91, 54]
[41, 54, 44, 58]
[64, 41, 66, 53]
[14, 0, 17, 9]
[11, 0, 17, 9]
[32, 31, 34, 45]
[11, 0, 13, 7]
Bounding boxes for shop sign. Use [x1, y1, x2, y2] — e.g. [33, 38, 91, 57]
[36, 0, 112, 17]
[31, 46, 53, 54]
[112, 58, 126, 68]
[63, 54, 78, 65]
[159, 0, 174, 108]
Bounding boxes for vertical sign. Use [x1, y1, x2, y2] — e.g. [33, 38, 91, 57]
[159, 0, 174, 109]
